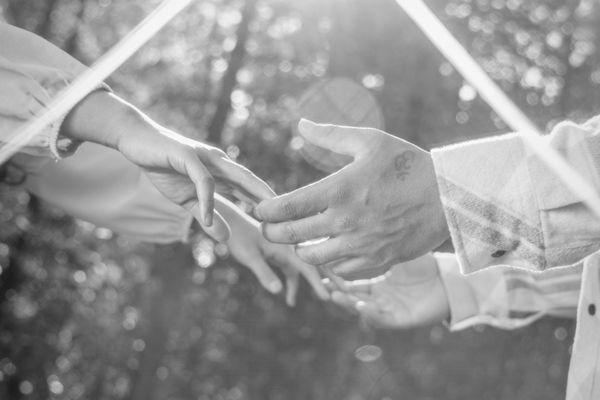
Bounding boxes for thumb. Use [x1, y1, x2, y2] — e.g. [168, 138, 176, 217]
[195, 209, 231, 242]
[298, 119, 371, 157]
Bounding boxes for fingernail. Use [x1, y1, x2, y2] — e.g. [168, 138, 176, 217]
[268, 280, 282, 294]
[204, 211, 213, 227]
[316, 290, 330, 302]
[253, 205, 263, 220]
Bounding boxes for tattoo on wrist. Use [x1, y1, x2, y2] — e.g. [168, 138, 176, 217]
[394, 150, 415, 180]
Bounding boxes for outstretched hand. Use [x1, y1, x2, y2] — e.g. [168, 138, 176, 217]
[63, 92, 275, 242]
[118, 125, 274, 240]
[217, 196, 329, 306]
[254, 119, 449, 277]
[327, 254, 449, 329]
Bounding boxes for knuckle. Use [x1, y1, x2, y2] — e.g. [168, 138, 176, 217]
[183, 147, 198, 162]
[334, 215, 357, 232]
[298, 248, 322, 265]
[283, 223, 298, 242]
[207, 147, 227, 160]
[280, 200, 296, 218]
[328, 184, 351, 205]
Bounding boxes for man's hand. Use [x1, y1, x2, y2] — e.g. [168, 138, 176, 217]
[254, 119, 449, 277]
[327, 254, 449, 329]
[216, 196, 329, 306]
[62, 91, 275, 240]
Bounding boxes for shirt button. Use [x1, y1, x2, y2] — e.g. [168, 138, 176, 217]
[491, 250, 506, 258]
[588, 303, 596, 316]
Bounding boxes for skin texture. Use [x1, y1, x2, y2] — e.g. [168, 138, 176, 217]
[255, 119, 450, 278]
[215, 196, 329, 306]
[327, 254, 450, 329]
[62, 91, 275, 240]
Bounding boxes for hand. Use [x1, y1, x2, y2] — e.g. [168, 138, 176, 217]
[62, 92, 275, 240]
[254, 119, 449, 277]
[328, 254, 449, 329]
[118, 125, 274, 238]
[216, 196, 329, 305]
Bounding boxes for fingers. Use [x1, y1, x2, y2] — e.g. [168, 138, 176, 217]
[298, 119, 373, 157]
[294, 263, 330, 301]
[341, 277, 382, 294]
[330, 291, 391, 328]
[295, 237, 352, 266]
[243, 255, 283, 295]
[195, 209, 231, 242]
[184, 153, 215, 226]
[318, 265, 347, 292]
[285, 273, 299, 307]
[268, 247, 330, 301]
[354, 300, 393, 328]
[205, 152, 276, 202]
[262, 213, 331, 244]
[330, 257, 372, 278]
[254, 178, 332, 223]
[330, 290, 362, 312]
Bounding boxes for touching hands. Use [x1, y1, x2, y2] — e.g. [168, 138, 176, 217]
[327, 254, 449, 329]
[63, 91, 274, 241]
[255, 119, 449, 278]
[216, 196, 329, 306]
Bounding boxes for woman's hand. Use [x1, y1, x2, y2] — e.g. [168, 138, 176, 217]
[62, 91, 274, 239]
[216, 196, 329, 305]
[328, 254, 449, 329]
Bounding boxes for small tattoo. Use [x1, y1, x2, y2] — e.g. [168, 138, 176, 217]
[394, 151, 415, 180]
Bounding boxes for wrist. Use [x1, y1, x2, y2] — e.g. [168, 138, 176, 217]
[61, 91, 147, 150]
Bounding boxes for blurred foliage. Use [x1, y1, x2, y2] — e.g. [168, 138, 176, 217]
[0, 0, 597, 399]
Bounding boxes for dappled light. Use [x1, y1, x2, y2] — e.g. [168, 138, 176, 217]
[1, 0, 598, 399]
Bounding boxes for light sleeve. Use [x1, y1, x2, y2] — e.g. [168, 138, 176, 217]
[436, 253, 581, 331]
[0, 22, 94, 161]
[24, 142, 194, 244]
[432, 116, 600, 274]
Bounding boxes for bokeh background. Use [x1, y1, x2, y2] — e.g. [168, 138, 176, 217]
[1, 0, 598, 399]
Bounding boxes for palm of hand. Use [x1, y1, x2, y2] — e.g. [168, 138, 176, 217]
[331, 255, 449, 329]
[224, 214, 328, 305]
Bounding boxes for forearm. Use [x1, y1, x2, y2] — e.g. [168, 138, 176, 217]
[60, 90, 153, 150]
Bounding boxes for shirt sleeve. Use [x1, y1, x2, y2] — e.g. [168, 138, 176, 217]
[24, 142, 194, 244]
[435, 253, 581, 331]
[432, 117, 600, 274]
[0, 22, 90, 160]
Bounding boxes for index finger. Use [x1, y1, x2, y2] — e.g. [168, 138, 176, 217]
[208, 155, 276, 202]
[254, 177, 334, 222]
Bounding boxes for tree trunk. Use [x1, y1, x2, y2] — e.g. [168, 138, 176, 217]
[206, 0, 257, 144]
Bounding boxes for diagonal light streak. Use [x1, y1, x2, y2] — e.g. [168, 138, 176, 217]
[0, 0, 193, 165]
[395, 0, 600, 219]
